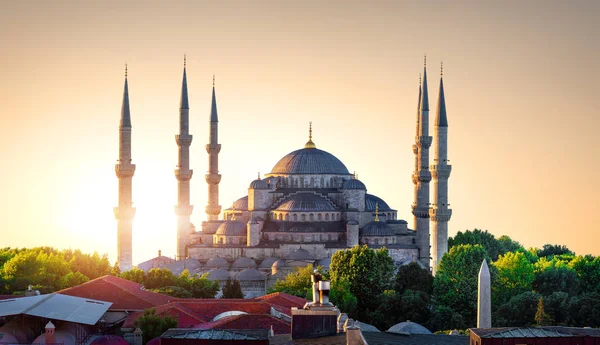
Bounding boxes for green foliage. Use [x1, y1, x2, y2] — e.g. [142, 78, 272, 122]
[330, 279, 357, 316]
[543, 292, 571, 325]
[569, 255, 600, 294]
[330, 245, 395, 317]
[133, 308, 178, 345]
[448, 229, 504, 260]
[153, 286, 192, 298]
[268, 264, 313, 299]
[497, 235, 524, 254]
[145, 268, 176, 289]
[537, 244, 574, 258]
[428, 305, 466, 332]
[395, 261, 433, 295]
[533, 258, 579, 296]
[495, 291, 541, 327]
[433, 244, 493, 327]
[60, 271, 90, 289]
[535, 298, 551, 326]
[174, 271, 220, 298]
[221, 278, 244, 298]
[568, 293, 600, 327]
[120, 267, 146, 284]
[492, 251, 535, 305]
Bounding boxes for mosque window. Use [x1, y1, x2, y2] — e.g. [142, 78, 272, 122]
[385, 238, 388, 244]
[325, 213, 329, 221]
[328, 234, 332, 241]
[310, 177, 315, 187]
[374, 238, 379, 245]
[302, 214, 306, 221]
[309, 214, 314, 221]
[285, 214, 289, 221]
[320, 177, 324, 187]
[301, 235, 304, 242]
[219, 237, 223, 244]
[278, 214, 282, 221]
[318, 213, 322, 221]
[293, 214, 298, 221]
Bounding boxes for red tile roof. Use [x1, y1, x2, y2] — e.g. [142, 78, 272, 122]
[254, 292, 307, 315]
[176, 300, 273, 320]
[58, 275, 172, 310]
[194, 314, 291, 335]
[123, 302, 208, 328]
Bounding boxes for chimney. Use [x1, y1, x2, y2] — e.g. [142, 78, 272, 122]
[344, 319, 365, 345]
[318, 281, 331, 305]
[45, 321, 55, 344]
[25, 285, 36, 297]
[311, 270, 321, 304]
[158, 249, 162, 257]
[133, 328, 143, 345]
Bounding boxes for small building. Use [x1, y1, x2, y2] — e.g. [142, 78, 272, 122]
[469, 327, 600, 345]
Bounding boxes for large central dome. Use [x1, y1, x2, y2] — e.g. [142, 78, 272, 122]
[269, 148, 350, 175]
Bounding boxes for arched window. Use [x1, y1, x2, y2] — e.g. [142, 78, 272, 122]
[278, 213, 283, 221]
[374, 238, 379, 245]
[285, 214, 289, 221]
[301, 235, 304, 242]
[293, 214, 298, 221]
[328, 234, 332, 241]
[302, 214, 307, 221]
[318, 213, 322, 221]
[309, 213, 314, 221]
[320, 177, 324, 187]
[325, 213, 329, 221]
[310, 177, 315, 187]
[384, 238, 388, 244]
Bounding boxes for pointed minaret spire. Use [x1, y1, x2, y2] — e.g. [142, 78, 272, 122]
[114, 65, 136, 272]
[175, 56, 194, 261]
[206, 77, 222, 221]
[120, 64, 131, 128]
[435, 62, 448, 127]
[430, 61, 452, 275]
[420, 55, 429, 112]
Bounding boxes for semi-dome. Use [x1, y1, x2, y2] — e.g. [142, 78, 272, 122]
[274, 193, 337, 212]
[205, 257, 230, 269]
[259, 257, 278, 268]
[387, 321, 432, 335]
[206, 268, 231, 281]
[90, 335, 129, 345]
[272, 259, 286, 268]
[343, 179, 366, 190]
[249, 179, 269, 189]
[285, 248, 312, 260]
[232, 257, 257, 269]
[215, 221, 247, 236]
[361, 221, 396, 236]
[318, 257, 331, 269]
[365, 194, 393, 211]
[236, 268, 265, 281]
[269, 148, 350, 175]
[227, 196, 248, 211]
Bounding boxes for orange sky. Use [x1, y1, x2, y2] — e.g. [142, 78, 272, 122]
[1, 1, 599, 264]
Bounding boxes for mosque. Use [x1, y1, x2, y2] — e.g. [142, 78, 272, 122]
[114, 57, 452, 297]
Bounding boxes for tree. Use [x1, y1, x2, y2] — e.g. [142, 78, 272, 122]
[569, 255, 600, 294]
[493, 251, 535, 305]
[133, 308, 178, 345]
[427, 305, 466, 332]
[533, 258, 579, 296]
[330, 245, 395, 317]
[535, 298, 551, 326]
[433, 244, 492, 327]
[178, 271, 220, 298]
[145, 268, 176, 289]
[537, 244, 574, 258]
[60, 272, 90, 289]
[221, 278, 244, 298]
[395, 261, 433, 295]
[568, 293, 600, 327]
[497, 235, 523, 254]
[448, 229, 503, 260]
[268, 265, 313, 299]
[153, 286, 192, 298]
[543, 292, 570, 326]
[330, 279, 357, 316]
[494, 291, 541, 327]
[120, 267, 146, 284]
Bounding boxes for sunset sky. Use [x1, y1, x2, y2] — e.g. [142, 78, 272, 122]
[1, 1, 599, 264]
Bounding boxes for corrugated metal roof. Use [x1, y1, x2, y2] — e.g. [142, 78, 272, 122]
[474, 327, 574, 338]
[161, 328, 269, 340]
[0, 293, 111, 325]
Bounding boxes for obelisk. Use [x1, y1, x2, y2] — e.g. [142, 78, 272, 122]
[477, 259, 491, 328]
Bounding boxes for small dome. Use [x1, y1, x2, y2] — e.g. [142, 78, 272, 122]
[285, 248, 312, 260]
[232, 257, 257, 269]
[90, 335, 129, 345]
[205, 257, 230, 269]
[249, 179, 269, 189]
[387, 321, 432, 335]
[347, 220, 359, 225]
[164, 258, 202, 275]
[259, 257, 278, 269]
[216, 221, 247, 236]
[275, 193, 337, 212]
[365, 194, 393, 211]
[272, 259, 286, 268]
[227, 196, 248, 211]
[206, 268, 231, 281]
[318, 257, 331, 269]
[235, 268, 265, 281]
[343, 179, 366, 190]
[361, 222, 396, 236]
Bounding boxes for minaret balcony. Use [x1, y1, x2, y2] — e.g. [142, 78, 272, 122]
[417, 136, 432, 148]
[205, 144, 221, 154]
[115, 164, 136, 178]
[205, 205, 222, 216]
[174, 205, 194, 216]
[175, 169, 193, 181]
[114, 206, 136, 220]
[431, 164, 452, 178]
[411, 204, 430, 218]
[175, 134, 193, 146]
[205, 173, 222, 184]
[429, 207, 452, 222]
[416, 170, 432, 182]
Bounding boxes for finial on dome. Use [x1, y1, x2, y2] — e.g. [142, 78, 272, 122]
[258, 172, 261, 180]
[213, 74, 215, 87]
[424, 54, 427, 67]
[184, 54, 186, 68]
[125, 63, 128, 78]
[441, 61, 443, 77]
[305, 121, 316, 149]
[375, 202, 380, 222]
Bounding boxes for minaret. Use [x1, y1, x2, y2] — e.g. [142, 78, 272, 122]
[175, 56, 194, 261]
[430, 63, 452, 275]
[205, 76, 221, 221]
[114, 65, 136, 272]
[412, 56, 432, 269]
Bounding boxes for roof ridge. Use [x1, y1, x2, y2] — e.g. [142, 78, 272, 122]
[103, 275, 169, 306]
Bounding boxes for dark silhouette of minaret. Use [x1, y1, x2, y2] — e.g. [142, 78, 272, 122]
[175, 56, 194, 260]
[205, 76, 221, 221]
[430, 62, 452, 275]
[114, 64, 136, 272]
[412, 56, 432, 269]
